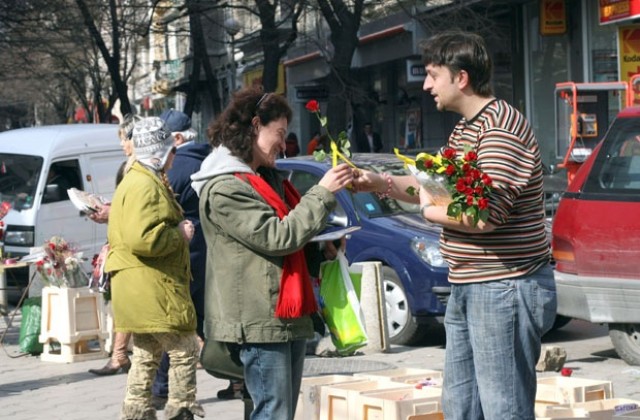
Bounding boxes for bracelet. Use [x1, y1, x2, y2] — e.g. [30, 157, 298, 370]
[376, 172, 393, 198]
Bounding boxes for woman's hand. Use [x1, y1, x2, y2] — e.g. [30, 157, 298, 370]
[322, 237, 346, 260]
[178, 219, 195, 242]
[88, 203, 111, 224]
[318, 163, 354, 193]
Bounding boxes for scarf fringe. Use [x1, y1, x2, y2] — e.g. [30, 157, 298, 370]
[274, 298, 318, 319]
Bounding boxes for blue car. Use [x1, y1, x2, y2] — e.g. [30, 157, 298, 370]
[277, 153, 450, 345]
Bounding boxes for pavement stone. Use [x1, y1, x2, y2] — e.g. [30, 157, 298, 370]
[3, 306, 640, 419]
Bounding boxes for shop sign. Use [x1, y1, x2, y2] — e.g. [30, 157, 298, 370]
[295, 85, 329, 101]
[540, 0, 566, 35]
[618, 25, 640, 105]
[600, 0, 640, 25]
[406, 59, 426, 83]
[242, 64, 286, 95]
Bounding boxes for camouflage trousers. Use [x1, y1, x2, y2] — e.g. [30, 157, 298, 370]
[120, 332, 204, 420]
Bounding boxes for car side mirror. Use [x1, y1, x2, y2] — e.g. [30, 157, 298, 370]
[42, 183, 62, 203]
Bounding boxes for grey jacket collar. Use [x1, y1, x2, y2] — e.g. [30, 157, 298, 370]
[191, 146, 253, 196]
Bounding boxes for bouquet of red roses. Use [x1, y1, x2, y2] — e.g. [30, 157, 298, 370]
[395, 147, 493, 227]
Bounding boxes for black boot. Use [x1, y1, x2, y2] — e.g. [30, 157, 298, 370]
[167, 408, 194, 420]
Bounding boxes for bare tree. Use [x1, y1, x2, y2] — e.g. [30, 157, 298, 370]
[183, 0, 223, 116]
[315, 0, 365, 135]
[254, 0, 305, 93]
[73, 0, 149, 119]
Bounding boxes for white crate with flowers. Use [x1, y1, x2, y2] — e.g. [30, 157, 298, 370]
[33, 236, 108, 363]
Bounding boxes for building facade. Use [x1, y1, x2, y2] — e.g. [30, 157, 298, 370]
[282, 0, 638, 167]
[135, 1, 640, 168]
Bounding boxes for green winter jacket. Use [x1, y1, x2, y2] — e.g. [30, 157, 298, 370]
[105, 162, 196, 333]
[192, 146, 336, 344]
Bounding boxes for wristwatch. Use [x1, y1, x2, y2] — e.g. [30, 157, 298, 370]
[420, 203, 432, 218]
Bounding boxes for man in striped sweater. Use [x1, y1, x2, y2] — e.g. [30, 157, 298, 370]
[353, 31, 557, 420]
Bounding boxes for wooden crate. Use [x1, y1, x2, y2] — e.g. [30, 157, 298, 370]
[294, 375, 368, 420]
[551, 398, 640, 420]
[535, 406, 590, 419]
[535, 376, 613, 407]
[356, 387, 442, 420]
[354, 368, 443, 386]
[320, 379, 413, 420]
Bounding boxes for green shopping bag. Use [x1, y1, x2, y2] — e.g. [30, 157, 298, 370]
[19, 296, 43, 355]
[319, 251, 368, 355]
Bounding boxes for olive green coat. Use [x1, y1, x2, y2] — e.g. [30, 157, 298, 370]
[105, 162, 196, 333]
[198, 166, 336, 344]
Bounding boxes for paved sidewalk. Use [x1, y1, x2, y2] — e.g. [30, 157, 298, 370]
[2, 306, 640, 420]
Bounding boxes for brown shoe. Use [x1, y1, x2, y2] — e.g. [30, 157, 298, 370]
[88, 358, 131, 376]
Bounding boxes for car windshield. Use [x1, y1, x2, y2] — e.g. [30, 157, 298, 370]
[0, 153, 43, 211]
[583, 118, 640, 194]
[353, 161, 420, 217]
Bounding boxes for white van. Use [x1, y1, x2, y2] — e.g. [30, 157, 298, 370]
[0, 124, 124, 299]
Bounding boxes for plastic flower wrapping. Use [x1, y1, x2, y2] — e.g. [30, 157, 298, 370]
[35, 236, 88, 287]
[305, 100, 357, 170]
[394, 147, 493, 227]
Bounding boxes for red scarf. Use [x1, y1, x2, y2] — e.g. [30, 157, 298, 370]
[235, 173, 318, 319]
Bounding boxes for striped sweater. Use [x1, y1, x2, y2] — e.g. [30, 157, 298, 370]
[441, 99, 551, 283]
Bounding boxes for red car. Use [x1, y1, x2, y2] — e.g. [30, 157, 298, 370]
[552, 106, 640, 365]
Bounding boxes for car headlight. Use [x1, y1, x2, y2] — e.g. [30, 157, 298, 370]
[4, 226, 35, 247]
[410, 236, 447, 267]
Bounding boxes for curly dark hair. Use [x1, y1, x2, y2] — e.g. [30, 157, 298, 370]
[207, 86, 292, 163]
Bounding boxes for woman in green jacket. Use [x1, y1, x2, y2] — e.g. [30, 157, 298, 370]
[191, 87, 354, 420]
[106, 116, 203, 420]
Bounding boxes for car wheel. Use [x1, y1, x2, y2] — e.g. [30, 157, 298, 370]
[609, 323, 640, 366]
[382, 266, 426, 345]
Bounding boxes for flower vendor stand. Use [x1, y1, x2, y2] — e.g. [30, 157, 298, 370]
[38, 286, 108, 363]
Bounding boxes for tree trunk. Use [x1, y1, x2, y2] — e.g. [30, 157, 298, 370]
[185, 0, 221, 116]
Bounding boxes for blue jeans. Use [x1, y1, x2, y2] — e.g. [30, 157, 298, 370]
[239, 340, 306, 420]
[442, 264, 557, 420]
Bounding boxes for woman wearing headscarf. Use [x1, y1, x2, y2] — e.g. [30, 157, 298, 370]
[106, 116, 203, 420]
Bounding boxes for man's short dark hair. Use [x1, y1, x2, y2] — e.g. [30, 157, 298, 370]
[420, 31, 493, 97]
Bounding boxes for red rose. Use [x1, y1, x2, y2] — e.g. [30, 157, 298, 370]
[425, 160, 434, 169]
[481, 174, 492, 186]
[478, 198, 489, 209]
[465, 151, 478, 162]
[462, 163, 471, 173]
[466, 195, 474, 206]
[560, 367, 573, 377]
[305, 100, 320, 113]
[474, 187, 484, 196]
[442, 148, 457, 160]
[456, 178, 467, 192]
[445, 164, 456, 176]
